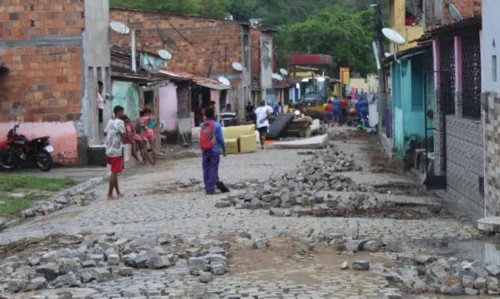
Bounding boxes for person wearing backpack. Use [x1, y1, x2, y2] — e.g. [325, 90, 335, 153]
[200, 107, 226, 195]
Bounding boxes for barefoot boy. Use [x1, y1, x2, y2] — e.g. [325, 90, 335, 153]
[106, 105, 126, 200]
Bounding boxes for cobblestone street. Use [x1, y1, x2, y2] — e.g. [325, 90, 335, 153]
[0, 127, 490, 298]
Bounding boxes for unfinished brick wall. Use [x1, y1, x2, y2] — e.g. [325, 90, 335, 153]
[110, 8, 244, 76]
[250, 29, 261, 75]
[427, 0, 482, 29]
[0, 0, 85, 123]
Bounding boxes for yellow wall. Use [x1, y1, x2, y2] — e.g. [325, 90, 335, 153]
[389, 0, 424, 53]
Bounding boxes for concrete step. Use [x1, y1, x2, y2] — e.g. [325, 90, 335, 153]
[477, 217, 500, 232]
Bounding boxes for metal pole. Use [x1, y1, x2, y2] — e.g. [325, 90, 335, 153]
[373, 0, 387, 133]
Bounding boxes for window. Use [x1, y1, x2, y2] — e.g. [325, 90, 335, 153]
[405, 0, 424, 26]
[493, 55, 497, 82]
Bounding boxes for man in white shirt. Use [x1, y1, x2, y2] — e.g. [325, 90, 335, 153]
[255, 100, 273, 149]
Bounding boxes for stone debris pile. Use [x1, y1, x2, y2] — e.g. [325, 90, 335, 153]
[20, 192, 97, 219]
[0, 233, 230, 294]
[385, 254, 500, 296]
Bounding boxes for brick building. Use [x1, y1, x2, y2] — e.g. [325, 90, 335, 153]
[0, 0, 111, 165]
[109, 8, 253, 119]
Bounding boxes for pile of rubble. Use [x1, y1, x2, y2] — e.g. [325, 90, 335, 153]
[385, 254, 500, 296]
[0, 233, 230, 294]
[20, 192, 97, 219]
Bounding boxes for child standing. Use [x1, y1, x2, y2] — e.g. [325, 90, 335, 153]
[123, 115, 145, 164]
[106, 105, 126, 200]
[140, 107, 156, 165]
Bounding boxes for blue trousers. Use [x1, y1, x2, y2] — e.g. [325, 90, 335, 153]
[202, 151, 220, 192]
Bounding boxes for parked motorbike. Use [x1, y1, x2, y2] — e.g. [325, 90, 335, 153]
[0, 124, 53, 172]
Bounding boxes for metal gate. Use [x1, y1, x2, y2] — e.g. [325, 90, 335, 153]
[423, 69, 453, 189]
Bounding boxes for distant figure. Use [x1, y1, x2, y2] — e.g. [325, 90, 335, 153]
[273, 102, 280, 117]
[200, 107, 226, 195]
[332, 97, 341, 125]
[97, 81, 105, 134]
[245, 101, 255, 122]
[325, 100, 334, 125]
[255, 100, 273, 150]
[356, 96, 369, 123]
[122, 115, 145, 164]
[340, 97, 349, 125]
[140, 107, 156, 165]
[221, 103, 237, 127]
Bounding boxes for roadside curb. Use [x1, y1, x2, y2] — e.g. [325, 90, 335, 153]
[0, 173, 110, 233]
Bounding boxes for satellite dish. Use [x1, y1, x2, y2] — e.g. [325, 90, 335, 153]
[382, 28, 405, 45]
[232, 62, 243, 72]
[280, 68, 288, 76]
[159, 120, 166, 133]
[158, 49, 172, 60]
[385, 52, 391, 58]
[218, 76, 230, 86]
[447, 3, 462, 22]
[272, 73, 283, 81]
[110, 21, 130, 35]
[143, 56, 160, 74]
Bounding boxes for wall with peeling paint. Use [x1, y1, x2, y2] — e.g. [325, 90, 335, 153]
[111, 81, 140, 122]
[0, 122, 78, 165]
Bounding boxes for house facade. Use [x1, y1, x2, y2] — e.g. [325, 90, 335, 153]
[431, 16, 483, 220]
[482, 0, 500, 217]
[109, 8, 251, 120]
[0, 0, 110, 165]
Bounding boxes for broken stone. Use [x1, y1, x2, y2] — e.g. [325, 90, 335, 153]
[118, 267, 133, 277]
[341, 261, 348, 270]
[146, 255, 171, 269]
[353, 260, 370, 271]
[36, 263, 59, 280]
[199, 271, 213, 283]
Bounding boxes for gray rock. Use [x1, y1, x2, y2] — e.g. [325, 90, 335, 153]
[215, 201, 232, 208]
[82, 260, 97, 268]
[199, 271, 214, 283]
[475, 277, 487, 290]
[146, 255, 171, 269]
[269, 208, 292, 217]
[53, 271, 79, 287]
[36, 263, 59, 280]
[460, 270, 477, 288]
[107, 254, 120, 266]
[465, 288, 478, 295]
[29, 276, 47, 289]
[253, 239, 266, 249]
[487, 276, 499, 291]
[118, 267, 134, 277]
[362, 239, 384, 252]
[443, 283, 465, 296]
[188, 257, 208, 273]
[353, 260, 370, 271]
[211, 263, 227, 275]
[92, 267, 111, 282]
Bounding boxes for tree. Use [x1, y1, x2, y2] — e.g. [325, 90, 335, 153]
[278, 6, 376, 76]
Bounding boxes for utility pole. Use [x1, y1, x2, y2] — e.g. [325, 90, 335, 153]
[373, 0, 387, 134]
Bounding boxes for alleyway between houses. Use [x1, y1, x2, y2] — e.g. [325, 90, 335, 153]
[0, 127, 495, 299]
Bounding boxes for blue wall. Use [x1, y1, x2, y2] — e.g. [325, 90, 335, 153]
[391, 50, 434, 159]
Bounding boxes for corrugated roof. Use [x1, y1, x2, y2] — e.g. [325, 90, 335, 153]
[425, 15, 481, 36]
[159, 69, 230, 90]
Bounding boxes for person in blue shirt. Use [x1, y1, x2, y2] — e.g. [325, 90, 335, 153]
[355, 95, 369, 123]
[273, 102, 280, 117]
[201, 107, 226, 195]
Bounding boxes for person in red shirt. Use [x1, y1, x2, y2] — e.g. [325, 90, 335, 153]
[340, 97, 349, 125]
[324, 100, 334, 125]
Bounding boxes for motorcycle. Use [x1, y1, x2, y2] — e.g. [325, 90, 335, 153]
[0, 124, 53, 172]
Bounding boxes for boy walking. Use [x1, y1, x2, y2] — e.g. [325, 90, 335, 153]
[255, 101, 273, 149]
[106, 105, 126, 200]
[200, 107, 226, 195]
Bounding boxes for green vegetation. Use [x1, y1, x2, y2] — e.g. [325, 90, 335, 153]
[0, 174, 73, 216]
[110, 0, 390, 76]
